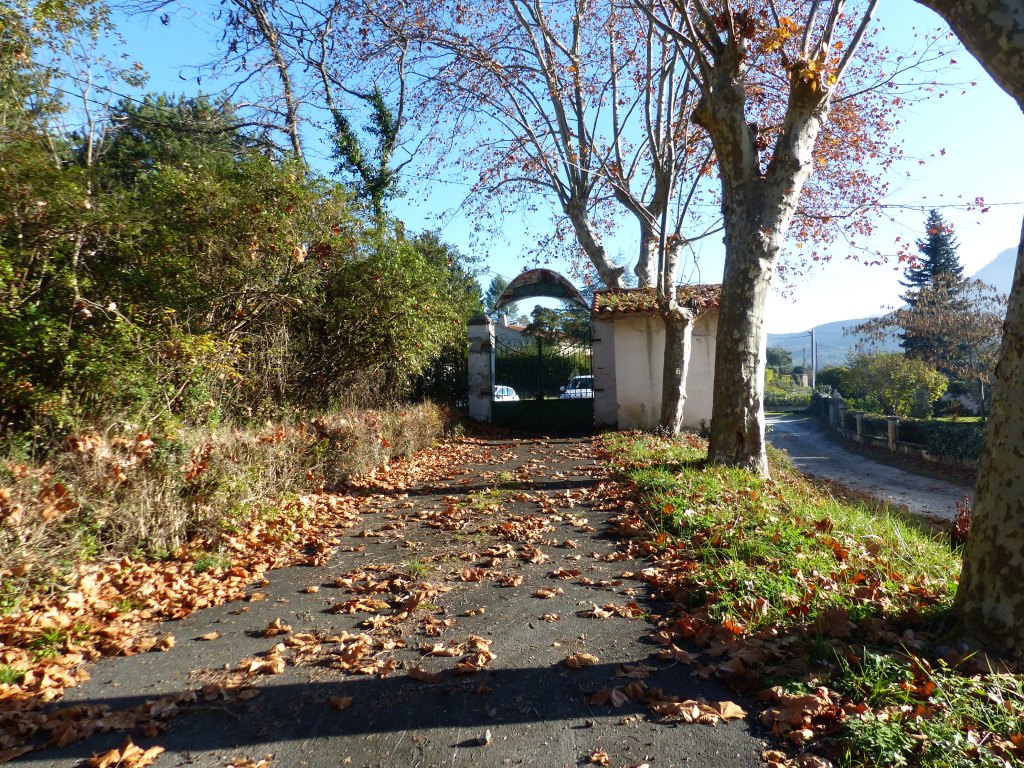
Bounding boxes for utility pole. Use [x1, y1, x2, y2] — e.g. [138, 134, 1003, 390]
[809, 329, 817, 390]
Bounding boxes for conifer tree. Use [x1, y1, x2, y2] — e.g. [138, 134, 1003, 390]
[900, 210, 966, 362]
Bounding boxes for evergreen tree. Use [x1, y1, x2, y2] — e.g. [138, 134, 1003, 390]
[899, 210, 966, 362]
[484, 275, 521, 319]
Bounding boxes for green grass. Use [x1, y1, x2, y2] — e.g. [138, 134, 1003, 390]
[407, 559, 429, 579]
[465, 486, 513, 511]
[602, 431, 1022, 768]
[191, 550, 231, 574]
[0, 664, 26, 685]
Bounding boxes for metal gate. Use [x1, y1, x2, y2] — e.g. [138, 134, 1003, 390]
[492, 333, 593, 432]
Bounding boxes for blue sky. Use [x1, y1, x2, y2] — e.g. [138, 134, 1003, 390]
[109, 0, 1023, 333]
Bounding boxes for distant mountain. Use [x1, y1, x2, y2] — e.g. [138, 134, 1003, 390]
[768, 317, 899, 370]
[767, 247, 1017, 370]
[972, 247, 1016, 294]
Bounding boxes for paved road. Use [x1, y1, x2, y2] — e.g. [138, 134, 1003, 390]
[18, 436, 766, 768]
[765, 413, 974, 521]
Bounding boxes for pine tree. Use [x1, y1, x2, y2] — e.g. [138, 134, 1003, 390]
[899, 210, 965, 362]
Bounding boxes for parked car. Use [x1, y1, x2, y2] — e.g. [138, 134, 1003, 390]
[493, 385, 520, 401]
[560, 375, 594, 399]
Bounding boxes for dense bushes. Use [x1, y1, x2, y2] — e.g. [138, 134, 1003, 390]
[896, 418, 986, 461]
[1, 88, 480, 447]
[0, 403, 452, 578]
[764, 389, 812, 408]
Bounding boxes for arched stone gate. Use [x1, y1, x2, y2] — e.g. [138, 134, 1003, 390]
[467, 269, 609, 432]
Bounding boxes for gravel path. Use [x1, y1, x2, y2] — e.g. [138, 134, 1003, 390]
[765, 413, 974, 521]
[18, 436, 766, 768]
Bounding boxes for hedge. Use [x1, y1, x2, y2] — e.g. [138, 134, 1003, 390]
[896, 418, 987, 461]
[765, 389, 812, 408]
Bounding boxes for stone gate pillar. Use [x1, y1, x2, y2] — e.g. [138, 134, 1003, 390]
[591, 317, 617, 427]
[467, 313, 494, 422]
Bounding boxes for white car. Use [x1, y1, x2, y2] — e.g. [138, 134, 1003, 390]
[560, 375, 594, 399]
[494, 385, 520, 401]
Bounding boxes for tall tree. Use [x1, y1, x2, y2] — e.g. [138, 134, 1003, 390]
[900, 210, 965, 360]
[644, 0, 903, 474]
[854, 276, 1005, 412]
[344, 0, 725, 432]
[902, 209, 965, 294]
[913, 0, 1024, 657]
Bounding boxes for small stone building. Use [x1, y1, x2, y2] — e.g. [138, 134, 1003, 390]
[468, 269, 721, 431]
[591, 286, 720, 430]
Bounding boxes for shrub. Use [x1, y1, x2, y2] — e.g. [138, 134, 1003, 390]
[846, 353, 947, 418]
[0, 403, 450, 581]
[895, 418, 986, 461]
[764, 389, 812, 408]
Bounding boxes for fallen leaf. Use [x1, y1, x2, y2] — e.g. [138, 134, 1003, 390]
[615, 663, 658, 680]
[84, 738, 164, 768]
[262, 619, 292, 637]
[197, 631, 221, 641]
[589, 750, 611, 766]
[564, 652, 600, 669]
[329, 696, 353, 711]
[589, 686, 631, 708]
[533, 587, 563, 599]
[407, 666, 443, 684]
[710, 700, 748, 719]
[224, 756, 274, 768]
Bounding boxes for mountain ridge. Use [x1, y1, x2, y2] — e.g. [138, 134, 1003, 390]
[767, 246, 1017, 368]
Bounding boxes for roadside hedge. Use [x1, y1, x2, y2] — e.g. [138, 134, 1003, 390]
[897, 418, 987, 461]
[765, 389, 812, 408]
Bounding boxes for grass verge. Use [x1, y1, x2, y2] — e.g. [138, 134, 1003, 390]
[602, 431, 1023, 768]
[1, 403, 454, 602]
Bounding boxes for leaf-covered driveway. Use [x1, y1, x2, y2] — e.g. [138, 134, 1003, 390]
[12, 435, 766, 768]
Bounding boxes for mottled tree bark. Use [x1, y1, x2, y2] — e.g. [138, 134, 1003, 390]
[564, 200, 627, 289]
[916, 0, 1024, 111]
[955, 225, 1024, 656]
[915, 0, 1024, 657]
[659, 302, 696, 434]
[696, 45, 830, 476]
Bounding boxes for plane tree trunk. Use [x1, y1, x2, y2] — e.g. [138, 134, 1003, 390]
[659, 300, 696, 434]
[914, 0, 1024, 657]
[697, 47, 831, 476]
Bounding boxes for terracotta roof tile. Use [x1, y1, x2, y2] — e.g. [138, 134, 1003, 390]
[591, 285, 721, 316]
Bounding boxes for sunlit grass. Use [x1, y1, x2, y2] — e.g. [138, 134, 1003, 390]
[602, 431, 1022, 768]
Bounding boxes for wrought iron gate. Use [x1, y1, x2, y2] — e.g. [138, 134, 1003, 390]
[491, 333, 593, 431]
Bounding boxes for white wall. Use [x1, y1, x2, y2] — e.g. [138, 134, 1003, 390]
[611, 311, 717, 430]
[685, 312, 717, 430]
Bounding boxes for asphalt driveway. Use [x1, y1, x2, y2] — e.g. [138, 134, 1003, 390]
[765, 413, 974, 521]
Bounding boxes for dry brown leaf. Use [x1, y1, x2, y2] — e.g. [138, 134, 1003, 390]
[564, 652, 600, 669]
[0, 746, 33, 762]
[329, 696, 353, 711]
[85, 738, 165, 768]
[532, 587, 563, 599]
[262, 619, 292, 637]
[459, 568, 486, 582]
[550, 568, 580, 579]
[155, 634, 175, 652]
[224, 756, 274, 768]
[710, 700, 748, 720]
[615, 663, 658, 680]
[589, 750, 611, 766]
[540, 613, 561, 622]
[197, 631, 221, 641]
[589, 686, 631, 708]
[407, 666, 444, 684]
